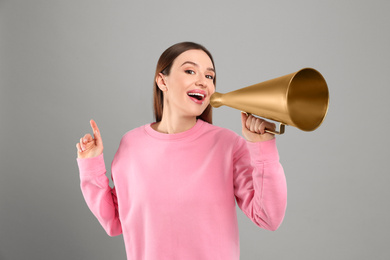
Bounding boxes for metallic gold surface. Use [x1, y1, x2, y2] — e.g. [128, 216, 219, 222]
[210, 68, 329, 133]
[265, 123, 285, 135]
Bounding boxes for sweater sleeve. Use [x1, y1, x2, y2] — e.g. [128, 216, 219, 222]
[233, 137, 287, 231]
[77, 154, 122, 236]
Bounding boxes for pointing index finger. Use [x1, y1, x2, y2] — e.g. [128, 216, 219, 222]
[90, 119, 101, 139]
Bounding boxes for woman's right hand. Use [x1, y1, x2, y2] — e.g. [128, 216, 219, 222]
[76, 119, 104, 159]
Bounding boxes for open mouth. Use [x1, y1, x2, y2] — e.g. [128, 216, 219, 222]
[187, 92, 205, 101]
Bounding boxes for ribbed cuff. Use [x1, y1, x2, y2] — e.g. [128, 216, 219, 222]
[76, 153, 106, 175]
[246, 138, 279, 163]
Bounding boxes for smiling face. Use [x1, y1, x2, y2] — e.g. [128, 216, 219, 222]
[156, 49, 216, 120]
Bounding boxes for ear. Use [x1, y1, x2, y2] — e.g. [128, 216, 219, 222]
[156, 73, 168, 92]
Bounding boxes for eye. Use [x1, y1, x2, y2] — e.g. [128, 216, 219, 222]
[206, 75, 214, 80]
[185, 70, 195, 75]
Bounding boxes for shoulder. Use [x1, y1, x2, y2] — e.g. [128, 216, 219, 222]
[112, 124, 150, 160]
[200, 120, 242, 144]
[203, 120, 239, 134]
[119, 124, 149, 145]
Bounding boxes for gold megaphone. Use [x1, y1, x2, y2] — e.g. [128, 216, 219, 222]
[210, 68, 329, 134]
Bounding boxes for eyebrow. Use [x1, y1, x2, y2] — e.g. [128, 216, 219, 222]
[181, 61, 215, 73]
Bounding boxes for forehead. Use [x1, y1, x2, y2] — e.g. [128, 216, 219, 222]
[172, 49, 214, 69]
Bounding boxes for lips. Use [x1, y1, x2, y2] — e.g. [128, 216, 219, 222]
[187, 89, 207, 104]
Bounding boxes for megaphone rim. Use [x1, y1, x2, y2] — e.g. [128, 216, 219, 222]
[286, 68, 330, 131]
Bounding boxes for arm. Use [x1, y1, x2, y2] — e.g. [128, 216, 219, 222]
[76, 120, 122, 236]
[77, 154, 122, 236]
[233, 113, 287, 231]
[233, 138, 287, 231]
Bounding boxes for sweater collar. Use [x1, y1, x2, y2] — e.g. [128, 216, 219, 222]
[145, 119, 205, 141]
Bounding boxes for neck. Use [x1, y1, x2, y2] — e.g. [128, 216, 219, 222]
[153, 114, 198, 134]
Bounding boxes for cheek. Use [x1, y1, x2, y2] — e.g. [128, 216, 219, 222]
[209, 85, 216, 95]
[172, 77, 191, 91]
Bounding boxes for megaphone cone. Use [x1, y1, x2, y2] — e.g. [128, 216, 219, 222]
[210, 68, 329, 134]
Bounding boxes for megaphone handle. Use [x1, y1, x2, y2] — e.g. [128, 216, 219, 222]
[265, 123, 286, 135]
[242, 111, 286, 135]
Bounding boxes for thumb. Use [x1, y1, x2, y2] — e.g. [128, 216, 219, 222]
[90, 119, 102, 146]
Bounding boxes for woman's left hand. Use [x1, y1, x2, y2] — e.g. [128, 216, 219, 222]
[241, 112, 276, 142]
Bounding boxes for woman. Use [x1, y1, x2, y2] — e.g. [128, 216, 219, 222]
[76, 42, 287, 260]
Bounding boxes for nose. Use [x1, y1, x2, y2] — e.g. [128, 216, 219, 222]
[195, 75, 207, 88]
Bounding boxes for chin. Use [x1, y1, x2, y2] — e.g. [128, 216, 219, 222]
[183, 102, 209, 118]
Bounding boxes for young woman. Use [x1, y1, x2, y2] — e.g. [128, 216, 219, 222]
[76, 42, 287, 260]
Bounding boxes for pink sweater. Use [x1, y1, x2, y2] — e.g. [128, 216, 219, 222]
[77, 120, 287, 260]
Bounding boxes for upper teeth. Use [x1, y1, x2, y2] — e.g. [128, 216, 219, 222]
[188, 93, 204, 98]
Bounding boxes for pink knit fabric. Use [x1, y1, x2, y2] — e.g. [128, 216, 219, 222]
[77, 120, 287, 260]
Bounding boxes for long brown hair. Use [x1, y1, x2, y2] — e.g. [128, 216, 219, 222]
[153, 42, 216, 124]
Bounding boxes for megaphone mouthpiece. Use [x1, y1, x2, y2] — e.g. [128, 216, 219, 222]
[209, 92, 223, 108]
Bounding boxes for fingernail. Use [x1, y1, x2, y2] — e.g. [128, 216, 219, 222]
[241, 111, 248, 116]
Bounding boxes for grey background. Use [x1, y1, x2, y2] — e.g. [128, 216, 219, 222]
[1, 0, 389, 259]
